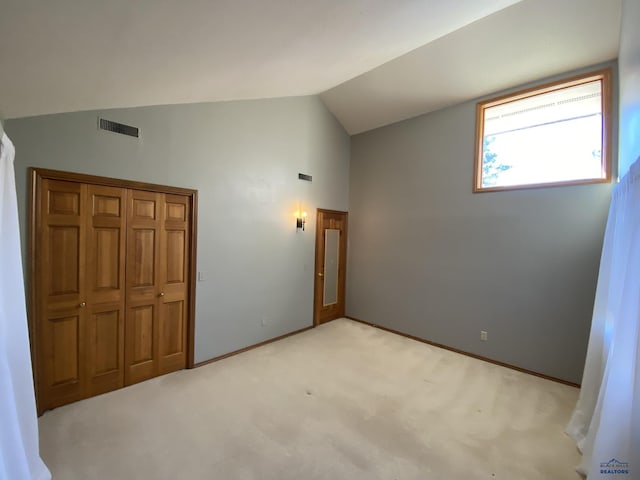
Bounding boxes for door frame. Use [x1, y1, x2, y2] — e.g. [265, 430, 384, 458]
[28, 168, 198, 409]
[313, 209, 348, 326]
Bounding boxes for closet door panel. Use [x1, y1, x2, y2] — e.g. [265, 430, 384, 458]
[41, 310, 83, 408]
[41, 180, 85, 310]
[125, 190, 161, 385]
[47, 315, 80, 384]
[86, 185, 126, 395]
[89, 309, 120, 374]
[93, 228, 120, 289]
[86, 304, 124, 395]
[125, 304, 155, 384]
[158, 300, 186, 374]
[48, 226, 80, 295]
[165, 230, 185, 283]
[132, 229, 156, 288]
[37, 179, 87, 410]
[158, 194, 189, 374]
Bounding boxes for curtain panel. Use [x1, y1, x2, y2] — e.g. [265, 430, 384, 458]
[0, 133, 51, 480]
[566, 157, 640, 478]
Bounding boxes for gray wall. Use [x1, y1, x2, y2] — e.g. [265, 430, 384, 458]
[347, 62, 617, 384]
[618, 0, 640, 176]
[6, 96, 350, 363]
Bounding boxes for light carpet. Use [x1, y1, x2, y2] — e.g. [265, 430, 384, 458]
[39, 318, 582, 479]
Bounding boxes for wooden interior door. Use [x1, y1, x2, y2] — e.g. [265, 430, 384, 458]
[37, 179, 87, 410]
[313, 209, 348, 325]
[85, 185, 126, 396]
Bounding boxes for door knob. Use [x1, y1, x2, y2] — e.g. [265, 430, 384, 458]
[79, 302, 86, 308]
[317, 272, 324, 277]
[159, 292, 165, 297]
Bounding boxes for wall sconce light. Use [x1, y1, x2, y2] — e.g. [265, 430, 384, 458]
[296, 211, 308, 231]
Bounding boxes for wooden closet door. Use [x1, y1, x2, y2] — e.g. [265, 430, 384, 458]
[125, 190, 162, 385]
[36, 181, 127, 409]
[158, 194, 189, 375]
[85, 185, 126, 396]
[124, 191, 189, 384]
[37, 179, 87, 410]
[31, 169, 196, 413]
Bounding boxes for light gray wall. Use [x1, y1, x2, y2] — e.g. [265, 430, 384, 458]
[6, 95, 350, 363]
[618, 0, 640, 176]
[347, 62, 617, 384]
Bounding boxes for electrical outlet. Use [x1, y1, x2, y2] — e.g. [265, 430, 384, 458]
[480, 330, 488, 341]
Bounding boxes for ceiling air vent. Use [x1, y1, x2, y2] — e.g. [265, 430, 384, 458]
[98, 118, 140, 138]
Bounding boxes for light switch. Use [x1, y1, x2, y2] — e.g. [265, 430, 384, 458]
[198, 271, 205, 282]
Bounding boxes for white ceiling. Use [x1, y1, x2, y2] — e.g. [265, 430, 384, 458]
[322, 0, 623, 134]
[0, 0, 622, 134]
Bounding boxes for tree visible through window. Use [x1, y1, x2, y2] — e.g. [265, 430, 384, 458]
[474, 69, 612, 192]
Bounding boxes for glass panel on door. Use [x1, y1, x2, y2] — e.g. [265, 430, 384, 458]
[323, 229, 340, 306]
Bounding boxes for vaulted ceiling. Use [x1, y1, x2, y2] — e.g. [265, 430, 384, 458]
[0, 0, 622, 134]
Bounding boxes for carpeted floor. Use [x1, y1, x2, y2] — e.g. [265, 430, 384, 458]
[39, 318, 582, 479]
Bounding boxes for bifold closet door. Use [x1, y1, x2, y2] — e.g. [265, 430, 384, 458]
[37, 179, 86, 410]
[85, 185, 127, 397]
[124, 190, 189, 385]
[36, 180, 126, 411]
[158, 194, 190, 376]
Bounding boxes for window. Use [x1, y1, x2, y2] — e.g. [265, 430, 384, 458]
[474, 69, 612, 192]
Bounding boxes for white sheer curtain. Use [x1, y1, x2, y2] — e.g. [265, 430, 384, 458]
[566, 156, 640, 478]
[0, 133, 51, 480]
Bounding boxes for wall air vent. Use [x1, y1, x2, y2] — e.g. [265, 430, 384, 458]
[98, 118, 140, 138]
[298, 173, 312, 182]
